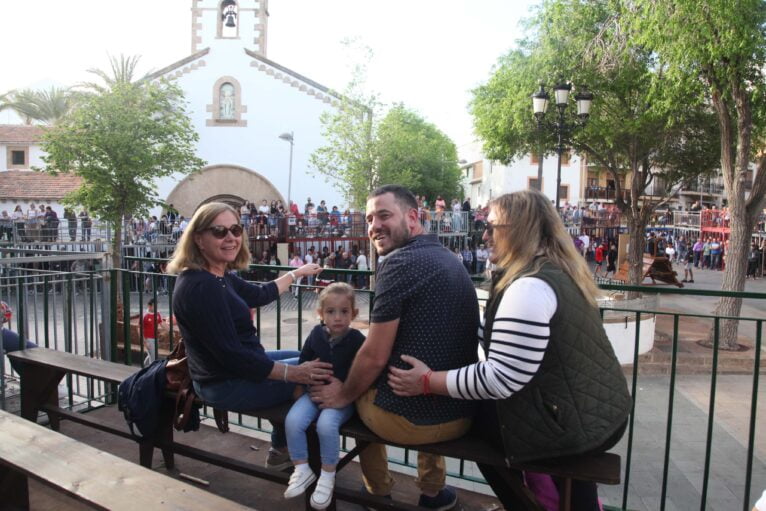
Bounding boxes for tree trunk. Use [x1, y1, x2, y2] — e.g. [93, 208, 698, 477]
[713, 204, 752, 350]
[112, 222, 123, 308]
[626, 213, 646, 299]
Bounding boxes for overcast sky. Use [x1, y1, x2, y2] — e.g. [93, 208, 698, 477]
[0, 0, 539, 147]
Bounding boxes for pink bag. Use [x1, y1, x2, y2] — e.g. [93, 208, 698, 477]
[523, 471, 604, 511]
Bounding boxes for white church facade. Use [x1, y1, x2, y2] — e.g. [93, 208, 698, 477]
[150, 0, 348, 217]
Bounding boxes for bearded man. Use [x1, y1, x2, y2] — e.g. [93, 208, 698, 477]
[311, 185, 478, 510]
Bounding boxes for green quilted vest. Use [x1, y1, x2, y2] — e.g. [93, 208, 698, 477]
[486, 262, 632, 464]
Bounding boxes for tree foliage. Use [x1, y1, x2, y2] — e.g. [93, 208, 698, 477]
[41, 79, 204, 274]
[629, 0, 766, 348]
[310, 44, 462, 208]
[470, 0, 720, 286]
[1, 87, 76, 125]
[375, 104, 462, 203]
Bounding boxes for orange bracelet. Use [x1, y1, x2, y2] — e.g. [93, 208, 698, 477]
[421, 370, 433, 396]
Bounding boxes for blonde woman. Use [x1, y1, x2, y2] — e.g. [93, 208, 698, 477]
[388, 190, 631, 509]
[167, 202, 329, 471]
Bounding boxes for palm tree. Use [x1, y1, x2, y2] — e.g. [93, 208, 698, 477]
[2, 87, 75, 125]
[80, 54, 148, 93]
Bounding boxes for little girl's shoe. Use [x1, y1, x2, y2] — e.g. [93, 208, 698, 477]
[284, 467, 316, 499]
[310, 475, 335, 510]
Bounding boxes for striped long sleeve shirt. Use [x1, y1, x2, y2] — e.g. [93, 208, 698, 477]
[446, 277, 557, 400]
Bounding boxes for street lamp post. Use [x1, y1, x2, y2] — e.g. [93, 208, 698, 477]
[532, 85, 550, 192]
[278, 132, 294, 207]
[531, 82, 593, 210]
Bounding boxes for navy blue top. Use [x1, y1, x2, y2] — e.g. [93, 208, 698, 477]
[371, 234, 479, 425]
[172, 269, 279, 383]
[299, 325, 365, 382]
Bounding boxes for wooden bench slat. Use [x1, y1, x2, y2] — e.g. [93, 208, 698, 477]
[0, 409, 252, 511]
[8, 348, 136, 384]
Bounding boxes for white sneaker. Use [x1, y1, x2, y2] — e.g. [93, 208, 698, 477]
[310, 476, 335, 510]
[284, 467, 316, 499]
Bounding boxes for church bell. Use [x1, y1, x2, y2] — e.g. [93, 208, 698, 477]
[224, 13, 236, 27]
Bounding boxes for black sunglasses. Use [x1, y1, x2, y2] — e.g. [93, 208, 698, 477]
[204, 224, 244, 239]
[484, 223, 512, 236]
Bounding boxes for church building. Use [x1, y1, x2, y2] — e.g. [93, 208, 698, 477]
[150, 0, 348, 216]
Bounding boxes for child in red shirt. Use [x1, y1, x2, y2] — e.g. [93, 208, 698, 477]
[594, 242, 606, 277]
[142, 298, 164, 366]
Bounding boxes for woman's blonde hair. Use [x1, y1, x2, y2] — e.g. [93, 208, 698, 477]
[166, 202, 251, 274]
[317, 282, 358, 316]
[490, 190, 600, 307]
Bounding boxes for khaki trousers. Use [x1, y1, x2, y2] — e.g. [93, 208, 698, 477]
[356, 389, 472, 495]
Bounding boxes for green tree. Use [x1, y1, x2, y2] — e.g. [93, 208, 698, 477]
[310, 92, 377, 209]
[2, 87, 76, 125]
[376, 104, 462, 202]
[629, 0, 766, 349]
[310, 43, 462, 208]
[470, 0, 719, 288]
[41, 80, 205, 279]
[81, 54, 147, 93]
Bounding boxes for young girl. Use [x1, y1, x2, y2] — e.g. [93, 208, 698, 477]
[283, 283, 365, 510]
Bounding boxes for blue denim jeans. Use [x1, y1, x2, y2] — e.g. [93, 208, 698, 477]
[285, 392, 355, 466]
[192, 350, 299, 448]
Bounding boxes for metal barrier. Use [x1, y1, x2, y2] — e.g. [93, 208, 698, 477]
[1, 267, 764, 510]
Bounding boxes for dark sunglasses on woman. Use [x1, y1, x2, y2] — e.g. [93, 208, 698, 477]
[205, 224, 244, 239]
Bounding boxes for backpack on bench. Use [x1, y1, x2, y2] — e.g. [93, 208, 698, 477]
[117, 359, 168, 439]
[118, 338, 228, 439]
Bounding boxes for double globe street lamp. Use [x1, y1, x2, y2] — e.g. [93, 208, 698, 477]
[531, 82, 594, 210]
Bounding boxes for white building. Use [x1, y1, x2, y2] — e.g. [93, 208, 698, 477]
[459, 141, 585, 208]
[148, 0, 348, 216]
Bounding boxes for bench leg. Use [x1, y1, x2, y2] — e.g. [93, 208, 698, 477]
[0, 464, 29, 510]
[19, 365, 64, 430]
[141, 402, 176, 470]
[558, 477, 572, 511]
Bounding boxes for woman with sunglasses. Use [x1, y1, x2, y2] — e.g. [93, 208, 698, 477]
[167, 202, 329, 471]
[387, 190, 631, 510]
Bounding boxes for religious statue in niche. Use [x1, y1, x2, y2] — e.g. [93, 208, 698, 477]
[220, 83, 235, 119]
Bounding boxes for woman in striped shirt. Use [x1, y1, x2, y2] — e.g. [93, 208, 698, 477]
[388, 190, 631, 510]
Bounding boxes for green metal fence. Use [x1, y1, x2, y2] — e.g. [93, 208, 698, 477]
[1, 265, 764, 510]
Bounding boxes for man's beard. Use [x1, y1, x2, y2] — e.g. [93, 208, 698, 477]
[373, 218, 410, 256]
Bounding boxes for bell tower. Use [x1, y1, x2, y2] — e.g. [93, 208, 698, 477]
[191, 0, 269, 55]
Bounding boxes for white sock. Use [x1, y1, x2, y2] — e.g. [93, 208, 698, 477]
[319, 469, 336, 480]
[294, 463, 311, 475]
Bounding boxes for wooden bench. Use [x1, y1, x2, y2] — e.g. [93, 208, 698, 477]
[0, 408, 251, 510]
[9, 348, 622, 511]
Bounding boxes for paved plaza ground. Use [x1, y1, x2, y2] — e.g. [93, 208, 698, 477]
[5, 265, 766, 510]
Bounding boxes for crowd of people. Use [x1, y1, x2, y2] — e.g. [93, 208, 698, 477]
[644, 232, 765, 279]
[0, 204, 92, 242]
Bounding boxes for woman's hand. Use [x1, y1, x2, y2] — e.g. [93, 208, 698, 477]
[387, 354, 432, 397]
[296, 263, 323, 279]
[291, 358, 333, 385]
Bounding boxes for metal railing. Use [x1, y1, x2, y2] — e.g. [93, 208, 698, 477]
[2, 266, 765, 510]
